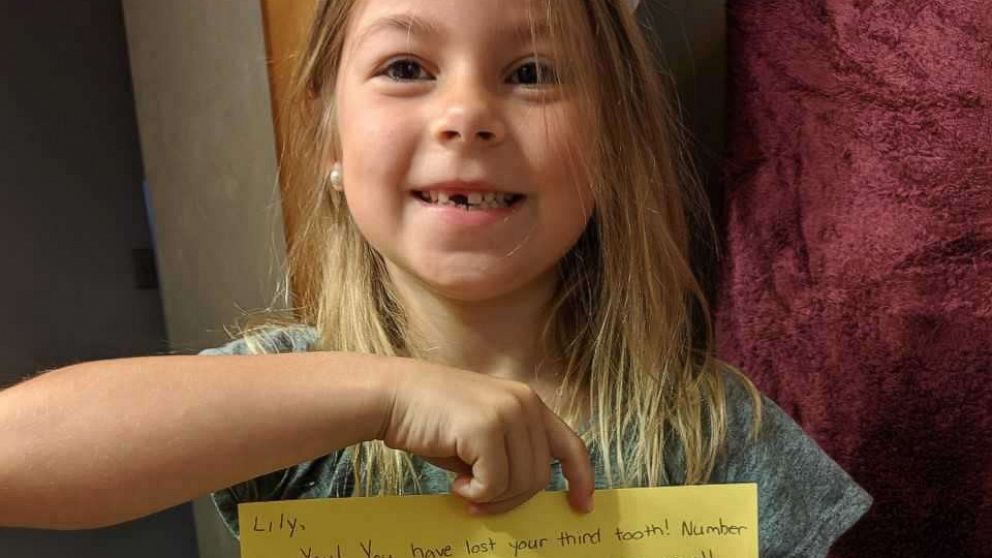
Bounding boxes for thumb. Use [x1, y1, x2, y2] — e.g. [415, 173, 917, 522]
[421, 455, 473, 477]
[421, 455, 476, 497]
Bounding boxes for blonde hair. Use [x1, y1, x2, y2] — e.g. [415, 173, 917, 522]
[240, 0, 761, 495]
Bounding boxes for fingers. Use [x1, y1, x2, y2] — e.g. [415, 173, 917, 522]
[455, 429, 509, 502]
[457, 400, 534, 504]
[493, 392, 552, 506]
[468, 402, 554, 516]
[496, 408, 536, 502]
[526, 395, 553, 494]
[543, 407, 594, 513]
[454, 390, 593, 517]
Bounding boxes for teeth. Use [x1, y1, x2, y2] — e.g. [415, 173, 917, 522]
[418, 191, 521, 209]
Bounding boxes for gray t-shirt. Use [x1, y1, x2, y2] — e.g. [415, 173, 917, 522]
[200, 326, 871, 557]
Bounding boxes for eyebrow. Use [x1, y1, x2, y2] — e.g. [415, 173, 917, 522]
[354, 13, 550, 48]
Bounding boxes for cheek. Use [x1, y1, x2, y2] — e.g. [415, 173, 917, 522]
[532, 111, 595, 204]
[338, 100, 418, 205]
[510, 114, 595, 252]
[336, 74, 416, 163]
[335, 98, 417, 250]
[524, 104, 588, 169]
[340, 100, 399, 167]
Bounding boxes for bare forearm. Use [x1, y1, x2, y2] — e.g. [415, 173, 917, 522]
[0, 351, 394, 529]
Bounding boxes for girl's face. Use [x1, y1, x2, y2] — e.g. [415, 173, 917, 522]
[335, 0, 595, 302]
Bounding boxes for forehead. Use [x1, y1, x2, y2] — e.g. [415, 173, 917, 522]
[348, 0, 551, 47]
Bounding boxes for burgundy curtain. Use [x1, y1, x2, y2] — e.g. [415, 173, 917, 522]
[716, 1, 991, 556]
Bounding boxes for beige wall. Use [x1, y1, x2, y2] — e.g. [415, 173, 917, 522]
[121, 1, 287, 557]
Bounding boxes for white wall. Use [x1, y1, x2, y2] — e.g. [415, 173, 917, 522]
[120, 1, 288, 557]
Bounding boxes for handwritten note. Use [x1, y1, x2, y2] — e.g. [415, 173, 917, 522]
[238, 483, 757, 558]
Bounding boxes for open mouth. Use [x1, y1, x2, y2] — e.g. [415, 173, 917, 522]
[411, 190, 526, 211]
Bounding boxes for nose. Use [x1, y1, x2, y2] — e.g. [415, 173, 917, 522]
[430, 73, 506, 149]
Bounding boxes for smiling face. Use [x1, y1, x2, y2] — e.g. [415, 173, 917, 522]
[334, 0, 596, 302]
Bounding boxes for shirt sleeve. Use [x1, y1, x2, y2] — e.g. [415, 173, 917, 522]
[713, 373, 873, 558]
[196, 325, 318, 357]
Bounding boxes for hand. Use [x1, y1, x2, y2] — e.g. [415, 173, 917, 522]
[378, 360, 594, 516]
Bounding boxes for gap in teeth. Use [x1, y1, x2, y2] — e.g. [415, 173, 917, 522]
[417, 191, 521, 209]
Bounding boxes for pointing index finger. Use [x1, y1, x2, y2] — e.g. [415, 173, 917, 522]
[542, 408, 594, 513]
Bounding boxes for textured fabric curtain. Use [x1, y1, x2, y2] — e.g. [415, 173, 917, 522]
[716, 1, 990, 556]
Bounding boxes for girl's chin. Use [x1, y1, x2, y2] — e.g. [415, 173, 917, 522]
[410, 264, 557, 305]
[381, 252, 555, 303]
[419, 276, 523, 303]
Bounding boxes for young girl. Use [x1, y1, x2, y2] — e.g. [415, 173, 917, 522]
[0, 0, 871, 555]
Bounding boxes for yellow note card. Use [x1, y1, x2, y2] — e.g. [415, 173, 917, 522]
[238, 483, 758, 558]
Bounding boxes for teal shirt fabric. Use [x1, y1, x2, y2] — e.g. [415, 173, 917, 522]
[199, 326, 871, 557]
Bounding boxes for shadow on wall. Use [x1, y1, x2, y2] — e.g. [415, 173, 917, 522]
[0, 2, 196, 558]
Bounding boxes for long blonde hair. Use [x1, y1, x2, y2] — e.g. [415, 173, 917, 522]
[241, 0, 761, 495]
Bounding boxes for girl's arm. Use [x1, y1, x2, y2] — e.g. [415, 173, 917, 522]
[0, 351, 392, 529]
[0, 352, 593, 529]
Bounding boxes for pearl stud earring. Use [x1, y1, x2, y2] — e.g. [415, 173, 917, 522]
[330, 162, 343, 191]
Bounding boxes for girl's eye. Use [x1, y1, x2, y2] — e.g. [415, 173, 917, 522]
[381, 58, 431, 81]
[508, 60, 557, 86]
[377, 58, 557, 86]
